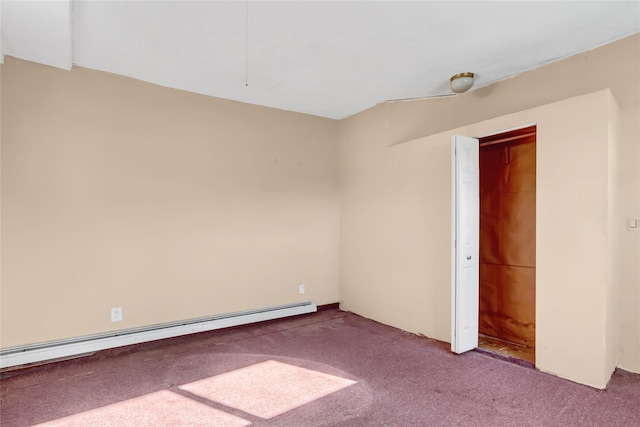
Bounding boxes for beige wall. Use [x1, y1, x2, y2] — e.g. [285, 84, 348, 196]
[606, 93, 623, 383]
[362, 90, 618, 388]
[0, 58, 340, 347]
[533, 90, 616, 388]
[339, 34, 640, 380]
[1, 33, 638, 387]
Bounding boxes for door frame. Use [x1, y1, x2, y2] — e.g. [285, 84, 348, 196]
[451, 123, 537, 355]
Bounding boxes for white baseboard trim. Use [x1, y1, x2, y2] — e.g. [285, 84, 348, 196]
[0, 302, 317, 369]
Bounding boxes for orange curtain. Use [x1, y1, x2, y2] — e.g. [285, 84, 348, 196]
[479, 136, 536, 348]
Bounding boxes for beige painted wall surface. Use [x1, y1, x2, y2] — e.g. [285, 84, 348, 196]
[1, 63, 3, 319]
[606, 93, 623, 383]
[341, 90, 617, 388]
[533, 90, 613, 388]
[339, 34, 640, 375]
[1, 58, 340, 348]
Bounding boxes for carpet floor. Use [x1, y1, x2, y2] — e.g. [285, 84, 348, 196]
[1, 308, 639, 426]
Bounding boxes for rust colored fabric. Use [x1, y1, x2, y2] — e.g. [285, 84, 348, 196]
[479, 136, 536, 348]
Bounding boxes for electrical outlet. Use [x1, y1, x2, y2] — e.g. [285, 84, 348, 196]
[111, 307, 123, 322]
[299, 284, 305, 294]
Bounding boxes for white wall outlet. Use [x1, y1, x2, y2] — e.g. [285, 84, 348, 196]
[627, 218, 639, 231]
[111, 307, 123, 322]
[299, 284, 305, 294]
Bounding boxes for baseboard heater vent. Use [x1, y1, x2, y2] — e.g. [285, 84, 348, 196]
[0, 301, 317, 370]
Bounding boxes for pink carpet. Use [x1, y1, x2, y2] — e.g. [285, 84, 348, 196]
[180, 360, 356, 419]
[2, 308, 639, 426]
[33, 390, 251, 427]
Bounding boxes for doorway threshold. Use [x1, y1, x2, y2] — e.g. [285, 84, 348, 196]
[476, 334, 535, 368]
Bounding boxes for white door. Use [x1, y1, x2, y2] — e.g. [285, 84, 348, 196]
[451, 135, 480, 354]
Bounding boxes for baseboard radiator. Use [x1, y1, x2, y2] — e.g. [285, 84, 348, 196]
[0, 301, 317, 370]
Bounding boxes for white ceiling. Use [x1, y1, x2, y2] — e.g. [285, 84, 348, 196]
[1, 1, 639, 119]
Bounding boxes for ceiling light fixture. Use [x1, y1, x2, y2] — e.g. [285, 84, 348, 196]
[450, 72, 475, 93]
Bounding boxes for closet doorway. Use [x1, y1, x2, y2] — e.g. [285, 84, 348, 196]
[478, 125, 536, 363]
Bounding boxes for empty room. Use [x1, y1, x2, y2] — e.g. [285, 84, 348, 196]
[1, 1, 639, 426]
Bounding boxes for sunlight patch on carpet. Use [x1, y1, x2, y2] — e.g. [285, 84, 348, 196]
[180, 360, 357, 419]
[34, 390, 251, 427]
